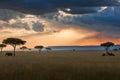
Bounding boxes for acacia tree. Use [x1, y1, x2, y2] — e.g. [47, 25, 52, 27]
[34, 45, 44, 54]
[2, 38, 26, 56]
[46, 47, 52, 51]
[0, 44, 6, 54]
[20, 46, 27, 52]
[101, 42, 114, 55]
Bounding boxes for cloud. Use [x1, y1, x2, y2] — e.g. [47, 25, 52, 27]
[1, 7, 119, 38]
[42, 7, 120, 39]
[0, 9, 25, 21]
[19, 28, 96, 47]
[72, 32, 120, 46]
[62, 7, 107, 14]
[0, 4, 120, 46]
[0, 10, 47, 32]
[32, 21, 44, 32]
[0, 0, 120, 15]
[0, 6, 120, 39]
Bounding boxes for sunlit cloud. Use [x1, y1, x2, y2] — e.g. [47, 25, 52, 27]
[0, 4, 119, 48]
[16, 27, 99, 47]
[98, 6, 107, 12]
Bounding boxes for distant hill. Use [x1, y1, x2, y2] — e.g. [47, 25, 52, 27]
[48, 45, 120, 51]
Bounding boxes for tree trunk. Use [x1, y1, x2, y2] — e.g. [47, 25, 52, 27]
[106, 47, 109, 55]
[13, 47, 16, 56]
[0, 48, 2, 54]
[39, 49, 41, 54]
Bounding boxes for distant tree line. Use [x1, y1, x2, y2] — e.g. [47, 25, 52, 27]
[0, 37, 119, 57]
[0, 37, 52, 56]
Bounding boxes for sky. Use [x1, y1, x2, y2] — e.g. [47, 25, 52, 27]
[0, 0, 120, 49]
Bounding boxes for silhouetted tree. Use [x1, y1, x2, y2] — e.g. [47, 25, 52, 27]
[101, 42, 114, 55]
[28, 48, 31, 51]
[0, 44, 6, 54]
[46, 47, 52, 51]
[119, 48, 120, 50]
[20, 46, 27, 52]
[34, 45, 44, 54]
[2, 38, 26, 56]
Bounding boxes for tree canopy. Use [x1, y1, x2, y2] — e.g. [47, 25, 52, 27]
[34, 46, 44, 49]
[0, 44, 7, 54]
[20, 46, 27, 52]
[20, 46, 27, 50]
[34, 45, 44, 54]
[101, 42, 114, 47]
[3, 38, 26, 46]
[0, 44, 6, 48]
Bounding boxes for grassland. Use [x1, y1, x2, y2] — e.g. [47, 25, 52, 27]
[0, 51, 120, 80]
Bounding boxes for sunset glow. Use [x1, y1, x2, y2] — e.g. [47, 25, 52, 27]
[0, 0, 119, 49]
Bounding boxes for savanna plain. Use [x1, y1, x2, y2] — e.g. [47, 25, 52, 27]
[0, 51, 120, 80]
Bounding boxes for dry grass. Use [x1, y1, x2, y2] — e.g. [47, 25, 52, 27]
[0, 51, 120, 80]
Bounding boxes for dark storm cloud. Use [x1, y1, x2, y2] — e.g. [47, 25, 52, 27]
[0, 0, 120, 15]
[32, 21, 44, 32]
[42, 7, 120, 38]
[0, 0, 120, 39]
[0, 9, 25, 21]
[62, 7, 100, 14]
